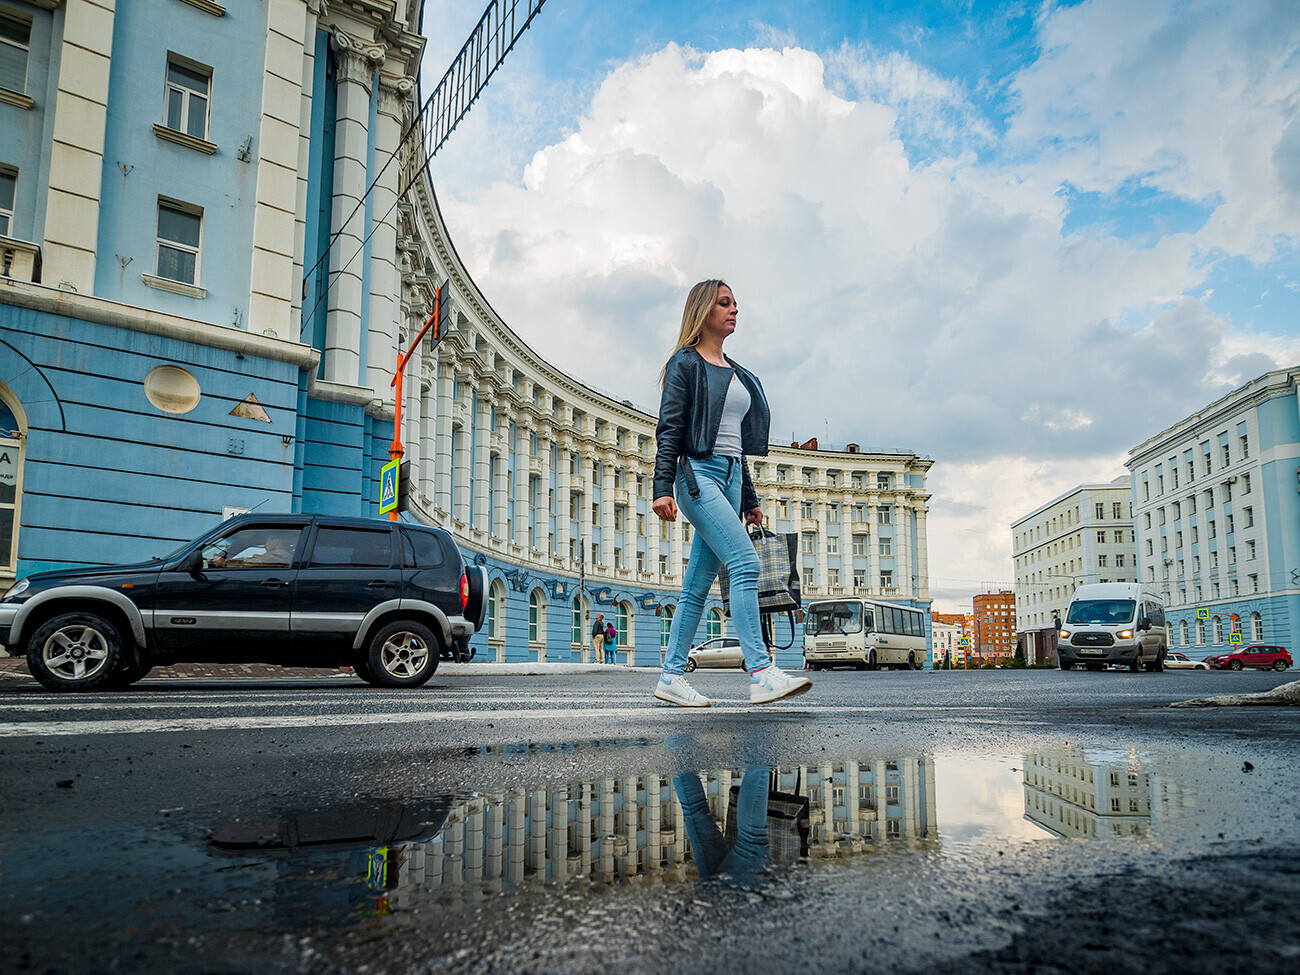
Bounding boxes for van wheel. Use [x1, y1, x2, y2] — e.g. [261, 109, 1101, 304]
[1152, 648, 1166, 673]
[1129, 653, 1143, 673]
[365, 620, 439, 688]
[27, 612, 124, 692]
[1058, 659, 1073, 671]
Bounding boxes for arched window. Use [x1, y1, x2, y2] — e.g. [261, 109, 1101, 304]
[487, 580, 506, 639]
[571, 596, 587, 647]
[660, 605, 674, 649]
[1196, 619, 1206, 645]
[529, 589, 546, 643]
[1179, 620, 1189, 647]
[617, 601, 631, 650]
[706, 608, 722, 640]
[1252, 612, 1263, 642]
[1212, 617, 1224, 644]
[0, 391, 25, 574]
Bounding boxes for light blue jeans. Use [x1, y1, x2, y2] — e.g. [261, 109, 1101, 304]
[673, 765, 771, 881]
[661, 455, 769, 675]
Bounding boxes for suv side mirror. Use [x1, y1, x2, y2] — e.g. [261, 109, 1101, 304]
[179, 549, 204, 578]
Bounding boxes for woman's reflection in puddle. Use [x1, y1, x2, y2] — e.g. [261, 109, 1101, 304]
[673, 765, 771, 883]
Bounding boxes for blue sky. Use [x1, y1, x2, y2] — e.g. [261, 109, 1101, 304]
[418, 0, 1300, 610]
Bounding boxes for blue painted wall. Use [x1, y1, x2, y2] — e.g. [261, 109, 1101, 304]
[2, 305, 298, 574]
[94, 0, 268, 322]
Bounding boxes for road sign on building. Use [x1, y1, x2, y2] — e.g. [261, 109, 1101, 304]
[380, 460, 399, 514]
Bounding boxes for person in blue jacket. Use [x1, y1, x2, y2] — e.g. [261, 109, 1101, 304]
[650, 279, 812, 707]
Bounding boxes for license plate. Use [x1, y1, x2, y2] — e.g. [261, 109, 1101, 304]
[1076, 648, 1104, 655]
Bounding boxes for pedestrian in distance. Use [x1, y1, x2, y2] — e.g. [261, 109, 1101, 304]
[604, 621, 617, 664]
[651, 279, 812, 707]
[591, 612, 607, 664]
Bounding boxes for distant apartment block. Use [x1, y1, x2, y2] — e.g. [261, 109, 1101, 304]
[1012, 477, 1136, 634]
[1127, 366, 1300, 655]
[972, 591, 1016, 662]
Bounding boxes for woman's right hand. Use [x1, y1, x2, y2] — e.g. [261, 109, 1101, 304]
[652, 496, 678, 521]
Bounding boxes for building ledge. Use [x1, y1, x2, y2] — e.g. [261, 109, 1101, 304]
[0, 88, 35, 111]
[153, 123, 218, 155]
[177, 0, 226, 16]
[142, 272, 206, 299]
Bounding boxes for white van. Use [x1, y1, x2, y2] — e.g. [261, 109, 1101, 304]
[1057, 583, 1169, 672]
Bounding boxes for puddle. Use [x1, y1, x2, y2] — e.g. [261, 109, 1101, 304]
[1, 741, 1282, 970]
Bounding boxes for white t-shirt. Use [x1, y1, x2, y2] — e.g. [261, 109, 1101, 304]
[713, 373, 751, 458]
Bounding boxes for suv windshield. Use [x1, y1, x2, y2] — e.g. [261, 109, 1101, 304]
[1066, 599, 1136, 625]
[806, 602, 863, 635]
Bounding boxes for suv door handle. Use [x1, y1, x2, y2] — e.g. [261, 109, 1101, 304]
[366, 581, 392, 589]
[262, 579, 287, 589]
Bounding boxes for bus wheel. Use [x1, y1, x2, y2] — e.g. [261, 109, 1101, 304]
[867, 649, 878, 671]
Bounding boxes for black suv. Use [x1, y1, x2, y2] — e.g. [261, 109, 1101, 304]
[0, 514, 487, 692]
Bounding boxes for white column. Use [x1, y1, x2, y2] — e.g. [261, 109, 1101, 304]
[452, 376, 472, 524]
[365, 74, 411, 395]
[538, 423, 553, 554]
[493, 444, 509, 539]
[419, 362, 436, 504]
[916, 504, 930, 599]
[435, 359, 454, 514]
[555, 439, 572, 560]
[473, 395, 492, 533]
[514, 419, 530, 546]
[602, 454, 615, 567]
[323, 37, 374, 385]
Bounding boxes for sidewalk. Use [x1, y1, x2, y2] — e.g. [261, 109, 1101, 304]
[0, 656, 657, 682]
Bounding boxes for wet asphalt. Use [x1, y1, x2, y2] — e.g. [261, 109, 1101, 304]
[1, 666, 1299, 974]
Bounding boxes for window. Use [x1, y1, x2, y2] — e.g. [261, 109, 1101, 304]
[0, 168, 14, 236]
[1097, 530, 1106, 544]
[165, 58, 212, 140]
[486, 581, 505, 639]
[880, 569, 893, 588]
[0, 10, 31, 95]
[705, 609, 722, 640]
[801, 501, 814, 519]
[853, 569, 865, 587]
[1095, 503, 1105, 519]
[852, 535, 866, 557]
[801, 533, 816, 555]
[1244, 507, 1254, 528]
[879, 537, 892, 557]
[1098, 555, 1107, 567]
[827, 536, 839, 555]
[877, 506, 892, 525]
[1116, 554, 1125, 567]
[309, 527, 389, 567]
[156, 200, 202, 285]
[1252, 612, 1263, 641]
[528, 590, 543, 642]
[827, 504, 839, 523]
[828, 568, 840, 587]
[1113, 502, 1122, 519]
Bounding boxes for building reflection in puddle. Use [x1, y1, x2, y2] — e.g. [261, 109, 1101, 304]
[355, 757, 939, 909]
[1022, 745, 1152, 839]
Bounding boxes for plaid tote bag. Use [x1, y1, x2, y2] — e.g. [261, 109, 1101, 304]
[718, 527, 801, 615]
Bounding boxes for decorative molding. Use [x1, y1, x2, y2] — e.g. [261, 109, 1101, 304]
[152, 124, 218, 155]
[0, 88, 35, 111]
[142, 273, 206, 299]
[176, 0, 226, 16]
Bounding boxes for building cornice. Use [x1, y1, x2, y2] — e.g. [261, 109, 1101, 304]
[0, 279, 319, 370]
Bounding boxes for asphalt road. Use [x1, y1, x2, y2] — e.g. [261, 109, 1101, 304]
[2, 666, 1299, 974]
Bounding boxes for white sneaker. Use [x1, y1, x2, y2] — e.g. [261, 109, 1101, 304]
[654, 673, 711, 707]
[750, 665, 812, 704]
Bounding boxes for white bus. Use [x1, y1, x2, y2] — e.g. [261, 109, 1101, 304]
[802, 598, 930, 671]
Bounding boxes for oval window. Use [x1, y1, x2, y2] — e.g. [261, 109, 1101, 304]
[144, 365, 201, 414]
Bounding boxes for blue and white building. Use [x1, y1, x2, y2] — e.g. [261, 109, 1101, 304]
[1127, 367, 1300, 655]
[0, 0, 932, 666]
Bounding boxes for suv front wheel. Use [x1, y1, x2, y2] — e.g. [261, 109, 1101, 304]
[365, 620, 439, 688]
[27, 612, 124, 692]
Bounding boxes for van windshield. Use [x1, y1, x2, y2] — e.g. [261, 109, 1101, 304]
[806, 602, 863, 635]
[1066, 599, 1136, 625]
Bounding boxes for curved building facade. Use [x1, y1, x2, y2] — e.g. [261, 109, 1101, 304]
[0, 0, 931, 667]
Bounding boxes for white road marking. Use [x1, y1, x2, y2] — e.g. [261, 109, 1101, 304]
[0, 693, 652, 713]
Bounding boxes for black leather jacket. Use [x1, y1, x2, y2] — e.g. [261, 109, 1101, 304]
[653, 348, 771, 512]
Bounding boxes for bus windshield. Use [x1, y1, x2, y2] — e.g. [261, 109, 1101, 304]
[806, 602, 863, 635]
[1066, 599, 1136, 625]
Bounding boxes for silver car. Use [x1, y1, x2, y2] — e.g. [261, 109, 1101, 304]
[684, 636, 743, 672]
[1163, 651, 1209, 670]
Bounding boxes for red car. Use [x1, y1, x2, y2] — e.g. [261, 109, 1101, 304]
[1205, 645, 1292, 671]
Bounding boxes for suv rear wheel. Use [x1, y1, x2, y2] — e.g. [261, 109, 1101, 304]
[365, 620, 439, 688]
[1273, 659, 1288, 672]
[27, 612, 124, 692]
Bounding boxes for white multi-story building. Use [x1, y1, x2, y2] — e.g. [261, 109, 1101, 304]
[930, 619, 961, 667]
[1011, 477, 1135, 635]
[1127, 366, 1300, 654]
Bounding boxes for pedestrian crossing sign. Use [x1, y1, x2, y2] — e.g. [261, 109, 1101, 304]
[1196, 607, 1208, 619]
[380, 459, 399, 514]
[1230, 632, 1242, 644]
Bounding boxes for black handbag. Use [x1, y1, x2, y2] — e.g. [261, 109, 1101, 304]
[717, 527, 802, 647]
[724, 768, 811, 863]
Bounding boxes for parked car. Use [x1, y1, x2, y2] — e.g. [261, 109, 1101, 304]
[1163, 651, 1209, 670]
[0, 514, 487, 692]
[1204, 645, 1292, 671]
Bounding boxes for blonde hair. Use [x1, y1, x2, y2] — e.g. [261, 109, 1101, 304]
[660, 279, 730, 384]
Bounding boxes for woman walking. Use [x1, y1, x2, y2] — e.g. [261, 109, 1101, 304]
[651, 279, 812, 707]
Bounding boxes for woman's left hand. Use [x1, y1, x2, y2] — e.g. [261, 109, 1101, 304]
[743, 507, 763, 528]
